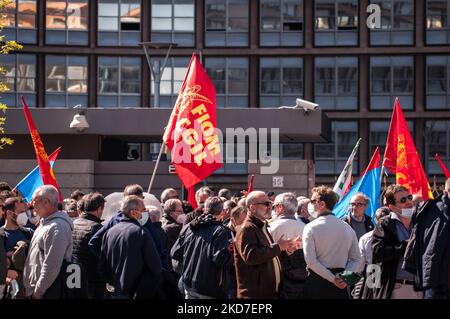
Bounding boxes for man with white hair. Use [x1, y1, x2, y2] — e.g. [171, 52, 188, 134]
[99, 195, 162, 298]
[269, 193, 304, 243]
[342, 192, 374, 241]
[268, 192, 306, 299]
[23, 185, 73, 299]
[146, 205, 171, 271]
[160, 188, 179, 205]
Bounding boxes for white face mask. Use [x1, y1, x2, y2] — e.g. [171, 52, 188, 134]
[139, 212, 149, 226]
[401, 208, 414, 219]
[16, 212, 28, 227]
[176, 213, 187, 225]
[271, 210, 277, 220]
[307, 203, 318, 218]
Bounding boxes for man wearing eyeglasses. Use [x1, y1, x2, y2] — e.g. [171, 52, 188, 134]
[302, 186, 361, 299]
[234, 191, 295, 299]
[371, 184, 421, 299]
[343, 193, 374, 241]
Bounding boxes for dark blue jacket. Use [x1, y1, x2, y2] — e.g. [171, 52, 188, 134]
[403, 193, 450, 294]
[99, 216, 162, 298]
[89, 212, 169, 269]
[171, 214, 232, 298]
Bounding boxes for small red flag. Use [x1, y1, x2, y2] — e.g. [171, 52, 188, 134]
[435, 153, 450, 178]
[21, 96, 62, 202]
[383, 98, 433, 200]
[247, 175, 254, 194]
[163, 54, 222, 208]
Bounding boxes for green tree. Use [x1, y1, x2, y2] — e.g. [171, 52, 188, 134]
[0, 0, 22, 149]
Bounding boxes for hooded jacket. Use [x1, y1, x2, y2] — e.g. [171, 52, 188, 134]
[171, 213, 232, 298]
[23, 211, 73, 299]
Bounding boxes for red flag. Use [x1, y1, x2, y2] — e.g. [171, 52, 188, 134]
[247, 175, 254, 194]
[435, 153, 450, 178]
[163, 54, 222, 208]
[383, 98, 433, 200]
[21, 96, 62, 202]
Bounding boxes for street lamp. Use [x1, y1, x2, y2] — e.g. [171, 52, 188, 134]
[140, 42, 178, 108]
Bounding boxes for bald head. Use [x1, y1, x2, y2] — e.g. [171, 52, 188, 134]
[245, 191, 266, 207]
[245, 191, 272, 221]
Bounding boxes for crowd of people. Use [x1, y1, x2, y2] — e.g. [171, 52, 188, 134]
[0, 179, 449, 299]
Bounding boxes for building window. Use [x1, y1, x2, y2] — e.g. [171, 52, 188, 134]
[426, 0, 450, 44]
[369, 120, 413, 157]
[315, 121, 359, 175]
[425, 120, 450, 175]
[369, 0, 414, 46]
[150, 56, 190, 107]
[205, 57, 248, 107]
[370, 56, 414, 110]
[45, 55, 88, 108]
[314, 56, 358, 110]
[98, 56, 141, 108]
[151, 0, 195, 47]
[260, 0, 303, 46]
[281, 143, 304, 159]
[314, 0, 358, 46]
[0, 0, 37, 44]
[0, 54, 36, 107]
[205, 0, 249, 47]
[45, 0, 88, 45]
[427, 55, 450, 109]
[97, 0, 141, 46]
[260, 57, 303, 108]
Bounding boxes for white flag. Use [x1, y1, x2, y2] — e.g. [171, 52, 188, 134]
[333, 138, 362, 202]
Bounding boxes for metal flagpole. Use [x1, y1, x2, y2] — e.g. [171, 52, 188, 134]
[147, 143, 166, 193]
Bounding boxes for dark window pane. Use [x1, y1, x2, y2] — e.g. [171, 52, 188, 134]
[371, 66, 391, 93]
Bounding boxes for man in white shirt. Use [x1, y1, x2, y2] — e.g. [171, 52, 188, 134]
[268, 192, 306, 298]
[269, 193, 304, 245]
[302, 185, 361, 299]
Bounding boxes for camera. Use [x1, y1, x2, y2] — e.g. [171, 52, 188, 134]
[295, 98, 319, 112]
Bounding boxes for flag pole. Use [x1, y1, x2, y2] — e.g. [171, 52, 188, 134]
[147, 143, 165, 193]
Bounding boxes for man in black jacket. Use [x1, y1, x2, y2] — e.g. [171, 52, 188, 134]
[370, 184, 421, 299]
[99, 195, 162, 299]
[403, 179, 450, 299]
[161, 198, 185, 255]
[72, 192, 105, 299]
[171, 196, 232, 299]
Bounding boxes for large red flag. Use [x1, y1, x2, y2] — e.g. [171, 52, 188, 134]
[383, 98, 433, 200]
[21, 96, 62, 202]
[163, 54, 222, 208]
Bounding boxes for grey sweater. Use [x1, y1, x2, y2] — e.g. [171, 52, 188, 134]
[23, 211, 73, 298]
